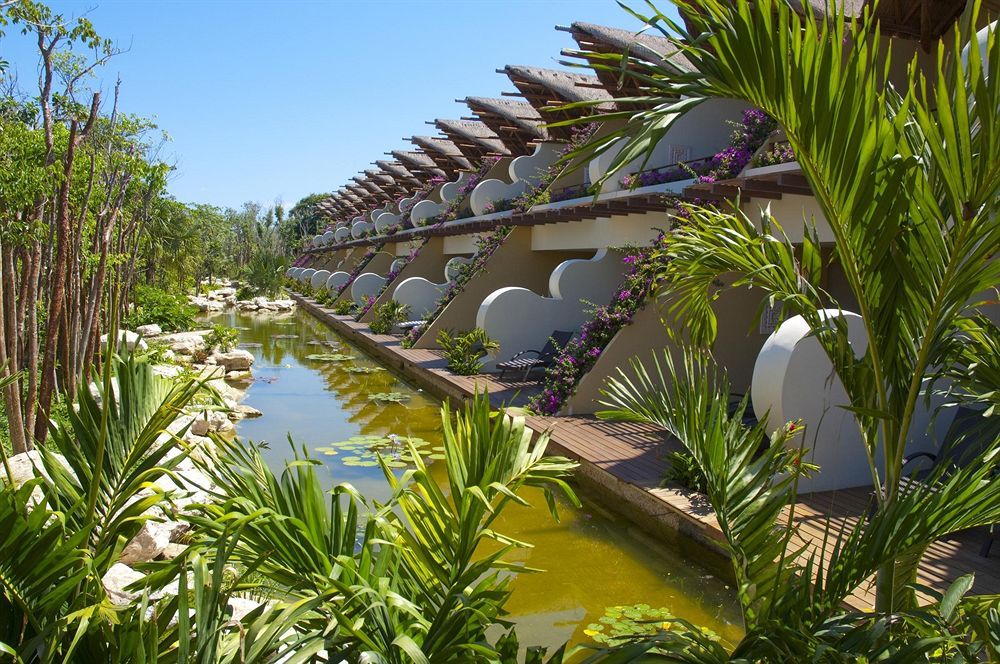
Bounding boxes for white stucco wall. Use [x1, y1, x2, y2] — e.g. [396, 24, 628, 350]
[392, 256, 469, 319]
[309, 270, 332, 289]
[475, 249, 627, 370]
[298, 268, 316, 284]
[530, 213, 669, 252]
[589, 98, 749, 193]
[326, 271, 351, 293]
[351, 273, 386, 304]
[470, 143, 562, 216]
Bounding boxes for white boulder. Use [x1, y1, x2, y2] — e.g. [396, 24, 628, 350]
[101, 330, 148, 353]
[120, 520, 172, 564]
[210, 349, 254, 372]
[136, 323, 162, 337]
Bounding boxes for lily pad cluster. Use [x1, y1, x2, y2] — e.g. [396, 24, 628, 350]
[345, 366, 385, 375]
[368, 392, 409, 404]
[314, 434, 444, 468]
[271, 334, 299, 340]
[583, 604, 720, 647]
[305, 353, 355, 362]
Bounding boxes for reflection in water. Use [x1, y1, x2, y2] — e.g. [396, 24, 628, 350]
[205, 309, 744, 650]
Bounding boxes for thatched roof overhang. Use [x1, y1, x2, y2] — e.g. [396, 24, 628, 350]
[409, 136, 473, 174]
[500, 65, 614, 139]
[375, 160, 422, 187]
[463, 96, 550, 153]
[433, 118, 512, 160]
[559, 22, 694, 106]
[392, 150, 448, 180]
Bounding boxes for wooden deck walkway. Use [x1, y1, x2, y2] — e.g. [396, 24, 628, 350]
[294, 293, 1000, 612]
[527, 415, 1000, 611]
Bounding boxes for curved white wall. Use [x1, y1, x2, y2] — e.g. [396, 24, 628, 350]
[439, 172, 471, 202]
[310, 269, 332, 289]
[411, 173, 469, 226]
[374, 211, 401, 233]
[334, 226, 351, 243]
[475, 249, 627, 370]
[351, 214, 373, 238]
[325, 271, 351, 293]
[470, 143, 562, 216]
[589, 98, 749, 194]
[298, 268, 316, 284]
[751, 311, 875, 492]
[393, 256, 471, 319]
[351, 273, 385, 304]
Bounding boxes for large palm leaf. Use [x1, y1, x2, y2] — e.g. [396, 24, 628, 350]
[37, 351, 206, 573]
[566, 0, 1000, 613]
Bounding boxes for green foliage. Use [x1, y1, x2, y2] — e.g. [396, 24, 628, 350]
[123, 283, 196, 332]
[368, 391, 409, 404]
[368, 299, 409, 335]
[316, 434, 435, 468]
[583, 604, 720, 648]
[304, 353, 354, 362]
[663, 450, 707, 493]
[206, 324, 238, 352]
[331, 299, 356, 315]
[437, 328, 500, 376]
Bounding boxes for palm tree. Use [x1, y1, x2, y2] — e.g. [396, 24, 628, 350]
[555, 0, 1000, 651]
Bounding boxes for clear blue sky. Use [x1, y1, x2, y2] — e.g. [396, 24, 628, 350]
[3, 1, 678, 210]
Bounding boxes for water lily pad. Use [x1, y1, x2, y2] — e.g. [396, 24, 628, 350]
[272, 334, 299, 339]
[368, 392, 409, 404]
[345, 366, 385, 374]
[239, 342, 263, 348]
[327, 434, 433, 468]
[306, 353, 355, 362]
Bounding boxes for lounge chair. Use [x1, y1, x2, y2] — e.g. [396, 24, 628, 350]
[879, 406, 998, 556]
[496, 330, 574, 381]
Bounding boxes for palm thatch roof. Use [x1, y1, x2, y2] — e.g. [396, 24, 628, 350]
[392, 150, 447, 180]
[463, 96, 550, 152]
[410, 136, 473, 175]
[375, 160, 421, 185]
[560, 22, 696, 105]
[500, 65, 614, 139]
[433, 119, 512, 160]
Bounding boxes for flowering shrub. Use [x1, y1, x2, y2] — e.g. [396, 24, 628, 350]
[354, 241, 427, 319]
[419, 157, 500, 227]
[696, 108, 777, 184]
[403, 226, 513, 346]
[333, 249, 377, 298]
[619, 156, 715, 189]
[751, 141, 796, 168]
[526, 239, 666, 415]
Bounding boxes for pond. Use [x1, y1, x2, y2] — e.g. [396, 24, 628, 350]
[204, 308, 743, 651]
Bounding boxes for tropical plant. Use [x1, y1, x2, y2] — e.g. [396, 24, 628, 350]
[530, 0, 1000, 657]
[206, 323, 239, 352]
[0, 349, 212, 660]
[368, 300, 409, 335]
[123, 283, 197, 332]
[176, 391, 581, 661]
[332, 299, 356, 315]
[662, 449, 707, 493]
[437, 328, 500, 376]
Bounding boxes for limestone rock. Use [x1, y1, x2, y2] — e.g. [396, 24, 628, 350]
[225, 370, 253, 383]
[230, 404, 263, 420]
[120, 520, 172, 564]
[158, 331, 209, 356]
[136, 323, 162, 337]
[152, 364, 182, 379]
[103, 563, 146, 606]
[272, 299, 295, 311]
[210, 349, 254, 372]
[101, 330, 148, 353]
[189, 410, 233, 436]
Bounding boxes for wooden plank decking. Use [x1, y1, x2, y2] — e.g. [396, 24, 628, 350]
[527, 414, 1000, 611]
[294, 293, 1000, 612]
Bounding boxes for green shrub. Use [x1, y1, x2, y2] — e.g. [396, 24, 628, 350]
[206, 324, 239, 352]
[244, 247, 289, 298]
[662, 450, 707, 493]
[332, 299, 356, 315]
[123, 284, 196, 332]
[140, 341, 177, 365]
[235, 284, 254, 300]
[369, 300, 409, 335]
[437, 328, 499, 376]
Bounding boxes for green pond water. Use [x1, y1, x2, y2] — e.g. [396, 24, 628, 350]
[204, 308, 743, 650]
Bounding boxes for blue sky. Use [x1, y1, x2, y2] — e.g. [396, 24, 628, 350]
[2, 1, 678, 210]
